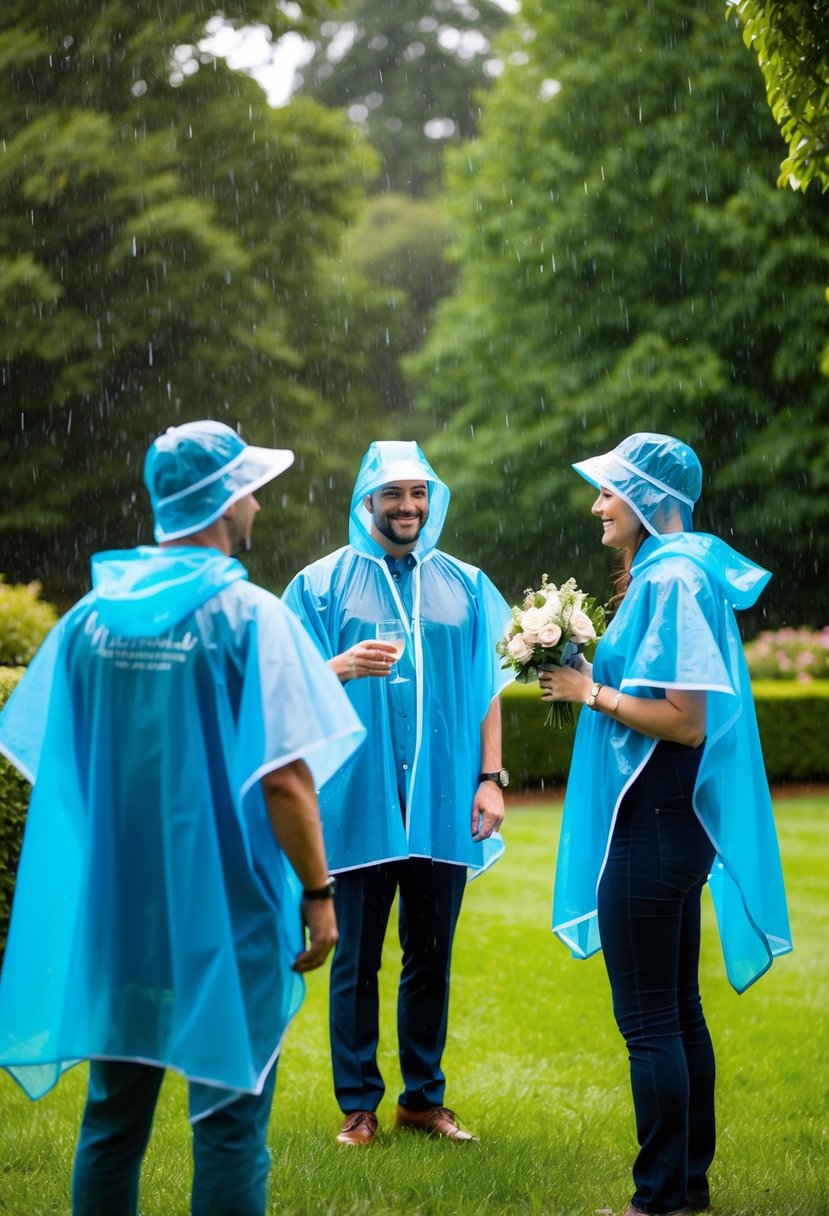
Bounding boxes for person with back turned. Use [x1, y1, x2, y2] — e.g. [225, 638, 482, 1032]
[0, 420, 365, 1215]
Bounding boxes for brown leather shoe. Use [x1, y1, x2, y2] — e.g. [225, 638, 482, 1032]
[395, 1104, 478, 1142]
[336, 1110, 379, 1146]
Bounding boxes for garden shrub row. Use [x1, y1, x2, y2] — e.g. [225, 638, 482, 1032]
[0, 578, 58, 666]
[501, 678, 829, 786]
[1, 670, 827, 951]
[0, 668, 28, 954]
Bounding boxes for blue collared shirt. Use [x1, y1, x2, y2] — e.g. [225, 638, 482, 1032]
[384, 553, 417, 806]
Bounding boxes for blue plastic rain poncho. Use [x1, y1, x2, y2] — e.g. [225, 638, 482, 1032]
[0, 546, 365, 1118]
[282, 441, 513, 876]
[553, 434, 791, 993]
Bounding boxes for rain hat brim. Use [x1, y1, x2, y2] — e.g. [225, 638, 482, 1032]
[572, 453, 656, 535]
[154, 445, 294, 543]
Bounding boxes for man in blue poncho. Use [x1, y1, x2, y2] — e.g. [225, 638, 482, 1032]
[283, 440, 513, 1146]
[0, 421, 366, 1216]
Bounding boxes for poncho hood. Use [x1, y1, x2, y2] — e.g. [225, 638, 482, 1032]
[348, 441, 450, 558]
[633, 533, 771, 611]
[91, 546, 247, 637]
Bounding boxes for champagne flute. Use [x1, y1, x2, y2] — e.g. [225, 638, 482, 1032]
[376, 620, 408, 684]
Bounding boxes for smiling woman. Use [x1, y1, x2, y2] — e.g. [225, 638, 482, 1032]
[592, 487, 649, 556]
[541, 431, 791, 1216]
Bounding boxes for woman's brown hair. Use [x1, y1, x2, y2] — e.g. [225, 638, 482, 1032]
[608, 525, 650, 616]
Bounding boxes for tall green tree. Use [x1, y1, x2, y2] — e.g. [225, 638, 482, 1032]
[297, 0, 512, 197]
[728, 0, 829, 194]
[337, 192, 456, 413]
[407, 0, 829, 628]
[0, 1, 382, 601]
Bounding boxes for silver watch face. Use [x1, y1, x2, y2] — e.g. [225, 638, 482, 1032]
[499, 768, 509, 788]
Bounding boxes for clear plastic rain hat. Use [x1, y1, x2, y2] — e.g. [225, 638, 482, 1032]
[144, 420, 295, 543]
[572, 432, 702, 535]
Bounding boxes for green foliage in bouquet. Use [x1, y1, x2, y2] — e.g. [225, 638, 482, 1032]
[0, 578, 58, 666]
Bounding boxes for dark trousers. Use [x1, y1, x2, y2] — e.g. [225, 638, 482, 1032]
[329, 857, 467, 1113]
[71, 1058, 278, 1216]
[597, 741, 717, 1216]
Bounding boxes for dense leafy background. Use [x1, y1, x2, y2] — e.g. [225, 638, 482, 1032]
[1, 0, 826, 627]
[406, 0, 829, 626]
[0, 0, 385, 601]
[728, 0, 829, 194]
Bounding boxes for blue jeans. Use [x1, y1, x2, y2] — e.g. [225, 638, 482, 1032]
[330, 858, 467, 1113]
[71, 1059, 278, 1215]
[597, 741, 716, 1215]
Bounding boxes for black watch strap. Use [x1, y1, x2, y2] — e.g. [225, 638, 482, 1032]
[478, 769, 509, 789]
[302, 877, 337, 900]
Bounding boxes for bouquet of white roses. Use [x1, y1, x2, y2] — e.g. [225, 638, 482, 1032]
[496, 575, 607, 727]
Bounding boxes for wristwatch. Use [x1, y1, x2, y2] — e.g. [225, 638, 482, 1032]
[478, 769, 509, 790]
[586, 683, 603, 709]
[302, 877, 337, 901]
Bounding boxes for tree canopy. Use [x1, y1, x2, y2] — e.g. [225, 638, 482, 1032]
[296, 0, 511, 196]
[728, 0, 829, 193]
[0, 1, 386, 600]
[407, 0, 829, 627]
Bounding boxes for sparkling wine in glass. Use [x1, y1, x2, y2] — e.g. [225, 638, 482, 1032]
[376, 620, 408, 684]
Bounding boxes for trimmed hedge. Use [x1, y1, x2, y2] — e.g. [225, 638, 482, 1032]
[1, 670, 827, 951]
[502, 678, 829, 786]
[0, 667, 28, 954]
[0, 579, 58, 665]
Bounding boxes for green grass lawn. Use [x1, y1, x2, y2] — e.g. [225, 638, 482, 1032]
[1, 794, 826, 1215]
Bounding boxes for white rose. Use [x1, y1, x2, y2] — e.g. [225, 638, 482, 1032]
[569, 610, 596, 645]
[507, 633, 534, 664]
[537, 621, 562, 647]
[543, 590, 562, 617]
[520, 606, 549, 642]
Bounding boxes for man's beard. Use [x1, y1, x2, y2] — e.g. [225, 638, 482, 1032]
[376, 514, 424, 545]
